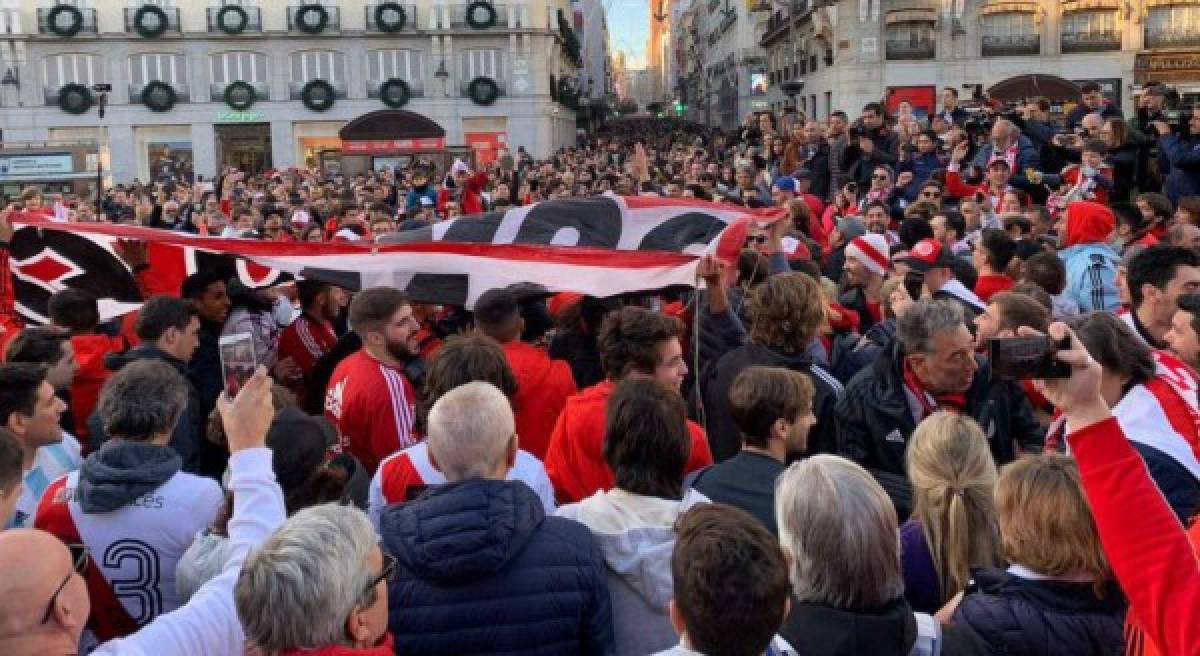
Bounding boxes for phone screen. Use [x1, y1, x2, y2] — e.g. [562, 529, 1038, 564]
[219, 332, 257, 396]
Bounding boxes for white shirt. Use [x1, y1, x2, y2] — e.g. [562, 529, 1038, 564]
[5, 433, 81, 529]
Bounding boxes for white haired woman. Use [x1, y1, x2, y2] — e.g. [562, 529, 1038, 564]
[776, 455, 954, 656]
[235, 504, 394, 656]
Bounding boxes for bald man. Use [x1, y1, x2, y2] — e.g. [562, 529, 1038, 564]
[0, 529, 90, 653]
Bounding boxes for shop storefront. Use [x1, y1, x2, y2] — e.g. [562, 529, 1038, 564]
[1135, 51, 1200, 106]
[0, 146, 97, 200]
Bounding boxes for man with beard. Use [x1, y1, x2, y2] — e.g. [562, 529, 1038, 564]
[325, 287, 421, 473]
[840, 233, 891, 330]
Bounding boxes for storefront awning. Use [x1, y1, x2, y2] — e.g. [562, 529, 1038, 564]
[885, 7, 938, 24]
[987, 74, 1082, 101]
[339, 110, 446, 141]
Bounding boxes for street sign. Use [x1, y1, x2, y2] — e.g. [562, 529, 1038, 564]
[216, 110, 267, 123]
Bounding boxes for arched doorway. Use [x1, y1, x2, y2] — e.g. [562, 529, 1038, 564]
[337, 109, 455, 176]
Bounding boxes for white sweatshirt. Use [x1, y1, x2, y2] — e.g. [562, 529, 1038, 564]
[92, 447, 285, 656]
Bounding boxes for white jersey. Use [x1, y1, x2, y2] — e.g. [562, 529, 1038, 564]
[6, 433, 82, 529]
[368, 441, 556, 530]
[35, 468, 222, 641]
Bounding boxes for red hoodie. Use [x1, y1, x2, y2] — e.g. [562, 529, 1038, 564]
[543, 380, 714, 503]
[1068, 417, 1200, 656]
[502, 340, 577, 460]
[69, 333, 127, 447]
[1063, 201, 1116, 248]
[438, 171, 489, 215]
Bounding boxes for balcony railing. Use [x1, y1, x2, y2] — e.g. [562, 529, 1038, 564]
[1060, 29, 1120, 53]
[208, 82, 269, 103]
[759, 0, 810, 45]
[886, 38, 936, 59]
[127, 83, 191, 103]
[367, 80, 425, 98]
[1145, 27, 1200, 49]
[458, 79, 507, 96]
[287, 6, 342, 32]
[206, 6, 263, 33]
[123, 6, 181, 34]
[37, 7, 99, 35]
[981, 34, 1040, 56]
[365, 4, 418, 31]
[449, 4, 509, 28]
[288, 80, 348, 100]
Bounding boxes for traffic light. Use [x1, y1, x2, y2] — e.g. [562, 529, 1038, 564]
[674, 101, 684, 115]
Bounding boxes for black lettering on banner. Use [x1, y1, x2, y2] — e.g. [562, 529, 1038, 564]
[103, 539, 162, 624]
[513, 197, 623, 248]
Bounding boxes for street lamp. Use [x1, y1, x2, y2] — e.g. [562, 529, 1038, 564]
[434, 59, 449, 97]
[91, 83, 112, 214]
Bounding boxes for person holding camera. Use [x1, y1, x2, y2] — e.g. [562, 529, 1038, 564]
[1154, 107, 1200, 205]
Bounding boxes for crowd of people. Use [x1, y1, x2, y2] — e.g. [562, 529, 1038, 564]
[0, 82, 1198, 656]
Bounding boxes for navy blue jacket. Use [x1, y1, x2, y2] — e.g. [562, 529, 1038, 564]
[381, 479, 614, 656]
[954, 567, 1126, 656]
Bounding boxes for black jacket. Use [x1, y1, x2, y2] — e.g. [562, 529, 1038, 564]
[89, 346, 207, 476]
[1066, 102, 1123, 130]
[954, 567, 1126, 656]
[836, 344, 1042, 519]
[701, 343, 843, 462]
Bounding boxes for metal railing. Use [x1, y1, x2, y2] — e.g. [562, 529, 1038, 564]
[288, 80, 349, 100]
[449, 4, 509, 28]
[885, 38, 936, 59]
[38, 7, 99, 35]
[1144, 27, 1200, 49]
[127, 83, 191, 103]
[365, 4, 418, 31]
[287, 6, 342, 32]
[367, 80, 425, 98]
[1060, 29, 1120, 52]
[206, 6, 263, 33]
[981, 34, 1040, 56]
[458, 79, 507, 96]
[208, 82, 269, 103]
[123, 6, 181, 33]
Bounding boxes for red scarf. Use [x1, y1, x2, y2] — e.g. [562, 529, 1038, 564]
[902, 358, 967, 419]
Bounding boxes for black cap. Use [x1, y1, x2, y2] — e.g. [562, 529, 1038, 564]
[266, 407, 337, 493]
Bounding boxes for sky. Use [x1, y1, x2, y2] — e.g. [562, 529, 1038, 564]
[605, 0, 650, 69]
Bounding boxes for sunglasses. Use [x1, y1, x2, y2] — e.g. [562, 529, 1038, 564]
[871, 174, 889, 181]
[42, 544, 89, 624]
[921, 191, 942, 198]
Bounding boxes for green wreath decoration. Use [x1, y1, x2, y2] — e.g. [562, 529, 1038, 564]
[215, 4, 249, 34]
[47, 4, 84, 37]
[223, 81, 257, 110]
[301, 79, 336, 111]
[467, 76, 499, 105]
[294, 4, 329, 34]
[58, 83, 94, 115]
[379, 78, 411, 108]
[141, 81, 177, 112]
[465, 0, 497, 29]
[374, 2, 407, 32]
[133, 4, 169, 38]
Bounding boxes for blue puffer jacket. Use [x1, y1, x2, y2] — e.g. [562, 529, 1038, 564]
[381, 479, 615, 656]
[953, 567, 1126, 656]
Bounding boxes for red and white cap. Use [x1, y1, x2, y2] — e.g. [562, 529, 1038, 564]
[903, 238, 958, 272]
[846, 234, 890, 277]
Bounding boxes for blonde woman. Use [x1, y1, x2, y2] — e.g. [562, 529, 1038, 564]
[951, 454, 1126, 654]
[900, 412, 1003, 613]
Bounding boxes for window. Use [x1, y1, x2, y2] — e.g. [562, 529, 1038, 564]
[290, 49, 346, 82]
[209, 51, 268, 100]
[981, 12, 1040, 56]
[1145, 4, 1200, 48]
[1061, 10, 1119, 52]
[42, 53, 100, 103]
[128, 52, 186, 87]
[368, 49, 424, 95]
[460, 48, 503, 81]
[886, 21, 936, 59]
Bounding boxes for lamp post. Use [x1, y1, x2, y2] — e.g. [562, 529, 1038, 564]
[92, 84, 111, 215]
[434, 59, 450, 97]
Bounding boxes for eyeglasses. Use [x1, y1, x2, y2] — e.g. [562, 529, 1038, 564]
[42, 544, 88, 625]
[364, 552, 398, 598]
[921, 191, 942, 198]
[871, 174, 889, 181]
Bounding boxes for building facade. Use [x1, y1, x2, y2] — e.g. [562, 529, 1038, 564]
[573, 0, 613, 124]
[709, 0, 1200, 124]
[0, 0, 580, 188]
[670, 0, 767, 129]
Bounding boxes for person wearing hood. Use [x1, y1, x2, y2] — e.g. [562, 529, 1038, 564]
[47, 289, 129, 446]
[902, 238, 986, 320]
[700, 273, 842, 463]
[557, 377, 708, 656]
[1057, 201, 1121, 312]
[220, 278, 296, 371]
[89, 297, 205, 473]
[381, 382, 614, 655]
[774, 455, 948, 656]
[35, 359, 223, 643]
[474, 287, 577, 460]
[438, 159, 489, 216]
[837, 300, 1042, 519]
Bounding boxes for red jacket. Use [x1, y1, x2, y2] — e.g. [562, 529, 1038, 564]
[1068, 416, 1200, 656]
[502, 340, 577, 460]
[69, 333, 127, 447]
[282, 635, 395, 656]
[277, 312, 338, 406]
[974, 274, 1015, 304]
[325, 351, 417, 473]
[438, 172, 489, 215]
[543, 380, 714, 503]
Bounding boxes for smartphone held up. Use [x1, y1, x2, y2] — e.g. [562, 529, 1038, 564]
[988, 336, 1072, 381]
[219, 332, 257, 397]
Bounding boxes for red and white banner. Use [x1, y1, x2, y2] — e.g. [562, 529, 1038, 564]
[8, 195, 780, 323]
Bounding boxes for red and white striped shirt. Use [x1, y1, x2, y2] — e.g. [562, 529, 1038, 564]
[277, 312, 338, 403]
[325, 350, 417, 473]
